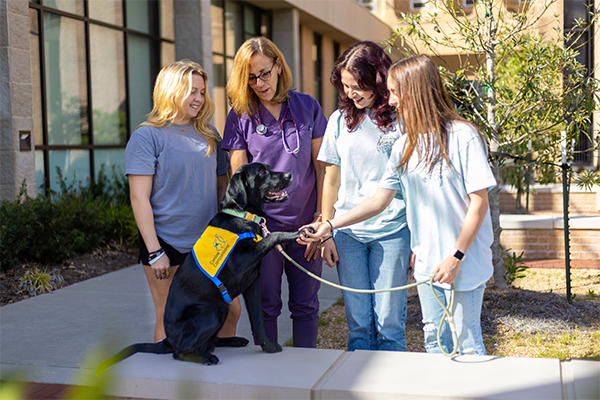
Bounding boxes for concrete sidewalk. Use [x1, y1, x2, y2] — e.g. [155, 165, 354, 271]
[0, 262, 342, 385]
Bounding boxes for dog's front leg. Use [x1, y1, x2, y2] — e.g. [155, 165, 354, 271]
[242, 278, 282, 354]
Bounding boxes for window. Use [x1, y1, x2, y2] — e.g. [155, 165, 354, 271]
[29, 0, 175, 193]
[410, 0, 428, 10]
[564, 0, 594, 165]
[211, 0, 270, 133]
[463, 0, 476, 7]
[357, 0, 377, 12]
[313, 33, 323, 105]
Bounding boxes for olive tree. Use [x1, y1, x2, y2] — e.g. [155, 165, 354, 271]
[385, 0, 599, 287]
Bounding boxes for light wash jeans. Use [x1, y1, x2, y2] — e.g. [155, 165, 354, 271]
[333, 227, 411, 351]
[417, 282, 487, 355]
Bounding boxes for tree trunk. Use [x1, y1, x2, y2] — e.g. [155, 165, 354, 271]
[490, 159, 509, 288]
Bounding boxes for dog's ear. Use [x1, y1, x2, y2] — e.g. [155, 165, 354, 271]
[221, 169, 248, 211]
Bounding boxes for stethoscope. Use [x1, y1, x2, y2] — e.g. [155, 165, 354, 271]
[255, 101, 300, 154]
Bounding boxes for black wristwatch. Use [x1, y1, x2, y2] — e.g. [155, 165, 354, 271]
[452, 248, 465, 261]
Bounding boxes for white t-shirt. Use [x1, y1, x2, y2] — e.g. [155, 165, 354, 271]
[379, 121, 496, 290]
[318, 109, 406, 242]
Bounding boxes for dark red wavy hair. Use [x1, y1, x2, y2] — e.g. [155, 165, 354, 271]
[331, 41, 394, 132]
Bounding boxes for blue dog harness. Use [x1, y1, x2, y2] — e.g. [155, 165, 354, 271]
[191, 210, 264, 303]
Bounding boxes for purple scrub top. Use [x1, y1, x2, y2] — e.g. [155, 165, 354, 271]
[222, 91, 326, 230]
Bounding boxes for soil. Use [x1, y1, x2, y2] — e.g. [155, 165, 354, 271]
[0, 242, 138, 307]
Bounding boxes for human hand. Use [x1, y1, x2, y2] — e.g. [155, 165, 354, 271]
[304, 239, 321, 261]
[151, 254, 171, 280]
[321, 238, 339, 268]
[297, 221, 331, 245]
[430, 255, 460, 284]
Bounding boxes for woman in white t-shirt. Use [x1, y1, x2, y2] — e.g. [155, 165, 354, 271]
[301, 54, 496, 355]
[318, 41, 411, 352]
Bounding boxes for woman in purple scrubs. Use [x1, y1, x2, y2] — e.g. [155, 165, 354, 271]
[223, 37, 326, 348]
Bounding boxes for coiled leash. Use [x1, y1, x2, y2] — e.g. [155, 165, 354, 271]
[260, 219, 459, 357]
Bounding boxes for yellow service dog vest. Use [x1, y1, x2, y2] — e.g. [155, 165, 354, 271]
[191, 226, 261, 303]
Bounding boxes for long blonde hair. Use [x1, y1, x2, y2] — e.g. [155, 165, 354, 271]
[141, 59, 219, 155]
[388, 54, 483, 172]
[226, 37, 293, 117]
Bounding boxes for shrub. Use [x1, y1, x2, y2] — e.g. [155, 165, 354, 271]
[0, 166, 136, 272]
[500, 244, 529, 284]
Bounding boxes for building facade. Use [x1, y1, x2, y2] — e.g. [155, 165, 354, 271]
[1, 0, 394, 201]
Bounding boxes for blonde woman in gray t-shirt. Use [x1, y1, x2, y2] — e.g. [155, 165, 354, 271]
[125, 60, 232, 342]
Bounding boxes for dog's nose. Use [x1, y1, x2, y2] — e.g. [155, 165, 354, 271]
[283, 172, 292, 181]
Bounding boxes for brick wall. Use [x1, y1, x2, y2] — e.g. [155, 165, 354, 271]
[499, 188, 598, 214]
[500, 229, 600, 260]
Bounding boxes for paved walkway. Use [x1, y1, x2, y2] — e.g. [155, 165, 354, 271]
[0, 262, 341, 390]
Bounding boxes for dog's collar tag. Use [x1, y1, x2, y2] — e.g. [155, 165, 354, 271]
[191, 226, 261, 303]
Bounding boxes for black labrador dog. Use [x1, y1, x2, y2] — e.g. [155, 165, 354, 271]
[97, 162, 309, 373]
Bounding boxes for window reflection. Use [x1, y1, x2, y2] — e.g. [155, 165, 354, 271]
[90, 25, 127, 145]
[88, 0, 123, 25]
[30, 8, 44, 147]
[128, 34, 155, 133]
[43, 0, 84, 15]
[49, 149, 90, 188]
[44, 13, 89, 145]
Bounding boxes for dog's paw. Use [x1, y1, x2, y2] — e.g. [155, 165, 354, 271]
[174, 351, 220, 365]
[261, 341, 282, 353]
[215, 336, 249, 348]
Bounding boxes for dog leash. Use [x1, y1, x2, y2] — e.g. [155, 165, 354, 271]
[258, 222, 459, 357]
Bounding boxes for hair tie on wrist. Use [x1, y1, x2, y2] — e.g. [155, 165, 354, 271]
[326, 220, 334, 232]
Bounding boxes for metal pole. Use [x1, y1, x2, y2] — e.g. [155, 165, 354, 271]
[562, 163, 572, 304]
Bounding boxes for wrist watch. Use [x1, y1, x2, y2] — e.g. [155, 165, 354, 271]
[452, 248, 465, 261]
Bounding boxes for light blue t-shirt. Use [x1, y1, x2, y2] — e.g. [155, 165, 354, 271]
[125, 122, 230, 253]
[379, 121, 496, 290]
[318, 109, 406, 242]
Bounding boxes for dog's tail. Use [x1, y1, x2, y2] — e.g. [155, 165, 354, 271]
[95, 340, 172, 376]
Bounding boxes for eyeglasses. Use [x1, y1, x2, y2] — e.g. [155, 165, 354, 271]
[248, 63, 276, 85]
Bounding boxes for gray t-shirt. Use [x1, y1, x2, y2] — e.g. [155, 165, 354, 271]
[125, 122, 230, 253]
[318, 109, 406, 242]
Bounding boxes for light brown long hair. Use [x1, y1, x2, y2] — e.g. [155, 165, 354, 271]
[226, 37, 293, 117]
[141, 59, 219, 155]
[388, 54, 483, 172]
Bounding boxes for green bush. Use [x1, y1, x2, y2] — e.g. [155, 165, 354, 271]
[0, 166, 137, 272]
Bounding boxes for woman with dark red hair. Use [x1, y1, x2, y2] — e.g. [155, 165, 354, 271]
[317, 41, 410, 351]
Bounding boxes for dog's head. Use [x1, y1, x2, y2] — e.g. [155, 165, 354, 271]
[221, 162, 292, 216]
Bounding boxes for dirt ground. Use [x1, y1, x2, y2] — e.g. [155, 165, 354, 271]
[317, 267, 600, 360]
[0, 243, 137, 307]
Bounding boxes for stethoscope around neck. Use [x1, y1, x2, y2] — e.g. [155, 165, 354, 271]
[255, 101, 300, 154]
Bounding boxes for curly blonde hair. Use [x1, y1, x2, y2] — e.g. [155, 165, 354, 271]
[141, 59, 219, 155]
[226, 37, 293, 117]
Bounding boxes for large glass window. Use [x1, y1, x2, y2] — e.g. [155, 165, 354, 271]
[564, 0, 594, 165]
[29, 0, 174, 193]
[90, 25, 127, 145]
[44, 13, 88, 146]
[210, 1, 270, 132]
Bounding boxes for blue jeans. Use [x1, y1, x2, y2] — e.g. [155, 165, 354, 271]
[333, 227, 411, 351]
[417, 282, 487, 355]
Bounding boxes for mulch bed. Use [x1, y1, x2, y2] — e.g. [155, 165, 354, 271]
[0, 243, 137, 307]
